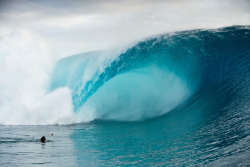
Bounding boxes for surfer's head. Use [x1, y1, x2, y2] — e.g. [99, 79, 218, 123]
[41, 136, 46, 143]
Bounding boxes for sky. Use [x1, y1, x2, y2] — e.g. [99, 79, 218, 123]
[0, 0, 250, 57]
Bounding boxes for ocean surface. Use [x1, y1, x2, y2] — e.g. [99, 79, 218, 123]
[0, 26, 250, 166]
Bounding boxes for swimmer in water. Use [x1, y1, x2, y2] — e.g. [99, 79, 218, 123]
[40, 136, 46, 143]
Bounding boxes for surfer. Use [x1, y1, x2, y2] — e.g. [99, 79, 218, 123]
[40, 136, 46, 143]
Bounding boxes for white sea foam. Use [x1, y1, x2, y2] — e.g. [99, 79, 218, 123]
[0, 29, 79, 125]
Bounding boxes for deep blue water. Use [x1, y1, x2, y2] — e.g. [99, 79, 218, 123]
[0, 26, 250, 166]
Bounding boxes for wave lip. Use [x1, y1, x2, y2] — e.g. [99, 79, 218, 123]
[51, 27, 214, 121]
[51, 25, 250, 122]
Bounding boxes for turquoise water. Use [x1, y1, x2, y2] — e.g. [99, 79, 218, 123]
[0, 26, 250, 166]
[1, 103, 249, 166]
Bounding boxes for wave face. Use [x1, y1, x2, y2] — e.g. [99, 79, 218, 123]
[50, 25, 250, 122]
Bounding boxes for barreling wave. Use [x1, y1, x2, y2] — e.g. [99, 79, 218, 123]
[50, 25, 250, 122]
